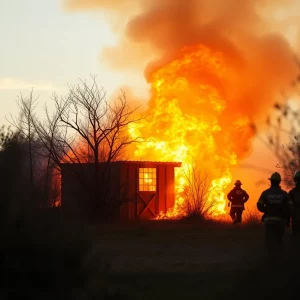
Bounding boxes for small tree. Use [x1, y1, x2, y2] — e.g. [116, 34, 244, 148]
[179, 163, 219, 220]
[9, 91, 39, 207]
[8, 91, 60, 209]
[0, 126, 27, 224]
[0, 125, 14, 151]
[50, 76, 142, 164]
[31, 76, 142, 218]
[264, 102, 300, 187]
[256, 62, 300, 187]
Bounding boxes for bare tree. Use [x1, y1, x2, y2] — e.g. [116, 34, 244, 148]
[8, 91, 39, 208]
[6, 76, 142, 215]
[51, 76, 142, 164]
[250, 60, 300, 188]
[259, 102, 300, 187]
[30, 76, 142, 217]
[0, 125, 15, 151]
[179, 163, 217, 219]
[31, 106, 64, 207]
[8, 91, 60, 208]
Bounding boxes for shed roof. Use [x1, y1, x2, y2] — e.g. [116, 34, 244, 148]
[114, 160, 182, 167]
[61, 160, 182, 168]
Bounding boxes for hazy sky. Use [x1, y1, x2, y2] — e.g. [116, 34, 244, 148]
[0, 0, 147, 124]
[1, 0, 299, 123]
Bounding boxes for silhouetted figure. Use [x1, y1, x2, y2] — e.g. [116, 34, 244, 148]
[227, 180, 249, 225]
[257, 172, 292, 260]
[289, 170, 300, 236]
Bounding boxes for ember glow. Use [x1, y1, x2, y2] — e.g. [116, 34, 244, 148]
[128, 45, 252, 218]
[65, 0, 300, 218]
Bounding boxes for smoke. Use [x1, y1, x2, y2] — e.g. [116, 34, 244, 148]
[64, 0, 300, 213]
[65, 0, 300, 157]
[64, 0, 135, 11]
[66, 0, 299, 119]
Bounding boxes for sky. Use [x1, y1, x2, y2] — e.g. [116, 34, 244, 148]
[0, 0, 148, 124]
[1, 0, 300, 208]
[1, 0, 299, 123]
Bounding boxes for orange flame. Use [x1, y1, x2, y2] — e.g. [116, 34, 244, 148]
[128, 45, 253, 219]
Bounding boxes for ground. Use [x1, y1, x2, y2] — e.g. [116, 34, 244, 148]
[77, 220, 300, 299]
[1, 215, 300, 299]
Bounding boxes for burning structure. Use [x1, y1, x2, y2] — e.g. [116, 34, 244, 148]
[60, 0, 300, 217]
[61, 161, 181, 220]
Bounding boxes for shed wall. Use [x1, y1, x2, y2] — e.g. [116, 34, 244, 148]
[61, 163, 121, 220]
[61, 161, 181, 221]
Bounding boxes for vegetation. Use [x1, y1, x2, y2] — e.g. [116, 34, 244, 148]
[243, 208, 262, 225]
[262, 101, 300, 187]
[1, 119, 296, 298]
[177, 164, 222, 221]
[6, 76, 142, 215]
[1, 217, 299, 299]
[181, 166, 211, 219]
[2, 76, 300, 299]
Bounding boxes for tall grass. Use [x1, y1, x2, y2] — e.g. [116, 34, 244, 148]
[243, 209, 262, 225]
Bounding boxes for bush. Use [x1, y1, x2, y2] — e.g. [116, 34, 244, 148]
[179, 165, 220, 220]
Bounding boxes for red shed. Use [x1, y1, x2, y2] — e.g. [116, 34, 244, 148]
[61, 161, 182, 221]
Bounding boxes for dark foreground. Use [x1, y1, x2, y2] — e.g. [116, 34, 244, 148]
[1, 212, 300, 299]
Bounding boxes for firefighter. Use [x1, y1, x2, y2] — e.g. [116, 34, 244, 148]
[288, 170, 300, 236]
[227, 180, 249, 225]
[257, 172, 291, 258]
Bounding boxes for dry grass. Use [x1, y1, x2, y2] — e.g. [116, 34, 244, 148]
[243, 209, 262, 225]
[82, 219, 299, 299]
[1, 213, 299, 299]
[88, 221, 264, 273]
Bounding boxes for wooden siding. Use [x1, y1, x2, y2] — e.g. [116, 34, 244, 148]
[61, 161, 181, 221]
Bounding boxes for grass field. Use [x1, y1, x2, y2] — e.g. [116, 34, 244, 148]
[1, 214, 300, 299]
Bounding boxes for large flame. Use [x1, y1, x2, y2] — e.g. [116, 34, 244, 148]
[128, 44, 253, 218]
[65, 0, 300, 219]
[56, 44, 254, 218]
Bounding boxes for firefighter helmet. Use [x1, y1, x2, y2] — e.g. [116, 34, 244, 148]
[234, 180, 242, 186]
[294, 170, 300, 183]
[268, 172, 281, 182]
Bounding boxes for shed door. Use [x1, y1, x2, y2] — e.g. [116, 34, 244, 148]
[137, 167, 158, 219]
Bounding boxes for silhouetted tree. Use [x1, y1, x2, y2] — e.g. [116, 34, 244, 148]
[29, 76, 142, 219]
[0, 125, 14, 150]
[181, 165, 213, 219]
[250, 61, 300, 187]
[54, 76, 141, 164]
[264, 102, 300, 187]
[31, 76, 142, 164]
[8, 91, 60, 208]
[158, 162, 221, 221]
[9, 91, 39, 207]
[0, 126, 27, 224]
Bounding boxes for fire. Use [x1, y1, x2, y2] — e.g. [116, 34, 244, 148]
[129, 44, 253, 219]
